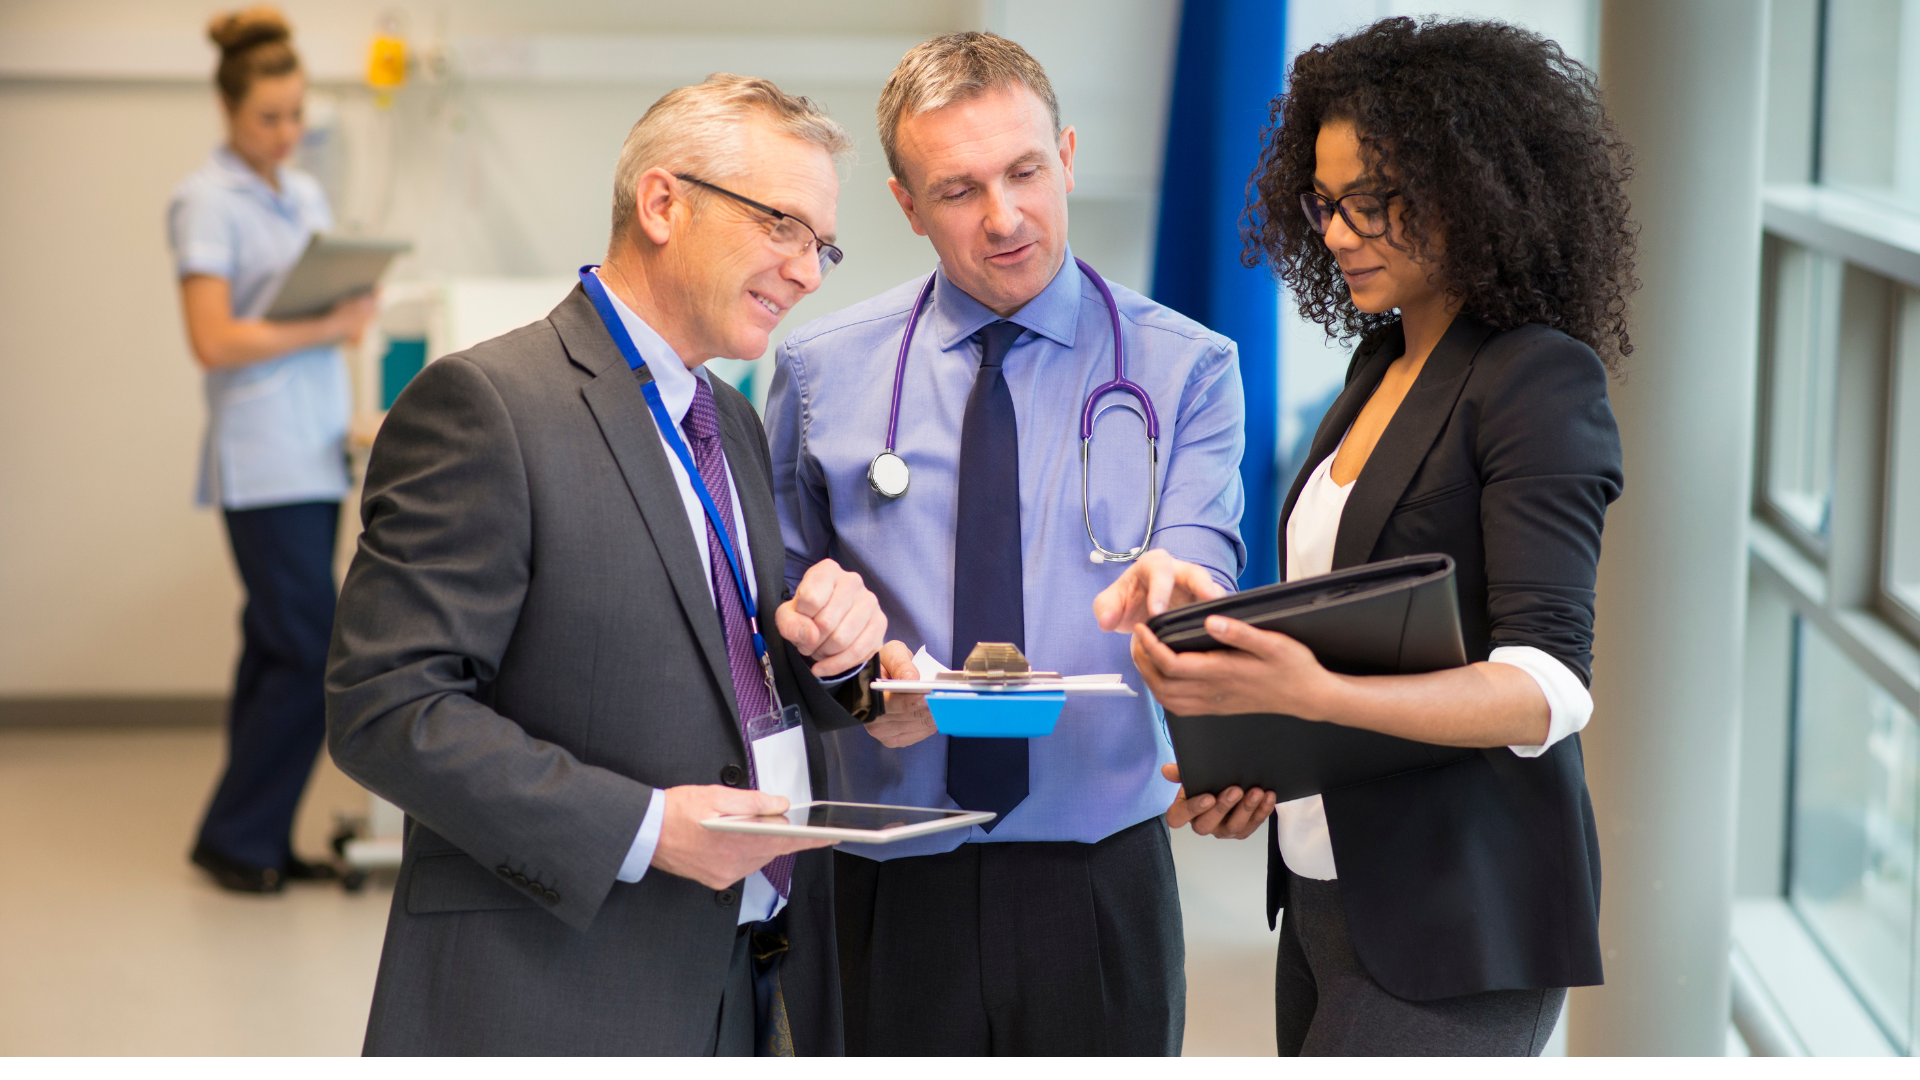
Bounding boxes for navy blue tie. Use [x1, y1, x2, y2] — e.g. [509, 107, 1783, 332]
[947, 320, 1028, 830]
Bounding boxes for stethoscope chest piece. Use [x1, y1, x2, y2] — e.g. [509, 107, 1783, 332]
[868, 450, 910, 499]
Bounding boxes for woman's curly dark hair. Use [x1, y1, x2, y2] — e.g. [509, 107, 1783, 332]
[1244, 17, 1637, 371]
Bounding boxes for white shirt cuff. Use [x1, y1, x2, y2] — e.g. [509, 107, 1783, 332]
[617, 790, 784, 922]
[816, 662, 863, 685]
[1489, 645, 1594, 758]
[615, 788, 668, 883]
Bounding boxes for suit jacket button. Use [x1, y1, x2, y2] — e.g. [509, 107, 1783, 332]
[541, 889, 560, 905]
[496, 866, 513, 880]
[513, 873, 529, 888]
[720, 764, 746, 787]
[716, 888, 736, 907]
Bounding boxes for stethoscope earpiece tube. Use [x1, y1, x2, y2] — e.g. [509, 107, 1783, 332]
[869, 275, 938, 500]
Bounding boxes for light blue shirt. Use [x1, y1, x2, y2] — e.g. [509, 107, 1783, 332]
[595, 281, 785, 924]
[167, 146, 350, 510]
[769, 248, 1247, 860]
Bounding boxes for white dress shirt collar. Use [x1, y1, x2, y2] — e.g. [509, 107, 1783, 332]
[594, 270, 710, 426]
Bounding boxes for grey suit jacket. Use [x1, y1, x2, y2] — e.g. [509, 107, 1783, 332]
[325, 285, 873, 1055]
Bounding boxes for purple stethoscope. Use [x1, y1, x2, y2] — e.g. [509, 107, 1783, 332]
[867, 257, 1161, 564]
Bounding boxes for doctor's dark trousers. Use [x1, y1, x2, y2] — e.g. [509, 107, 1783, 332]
[835, 815, 1185, 1055]
[195, 500, 339, 871]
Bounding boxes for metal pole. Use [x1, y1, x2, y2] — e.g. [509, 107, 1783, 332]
[1572, 0, 1771, 1056]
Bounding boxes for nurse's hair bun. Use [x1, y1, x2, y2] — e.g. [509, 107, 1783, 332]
[207, 6, 290, 54]
[207, 6, 299, 106]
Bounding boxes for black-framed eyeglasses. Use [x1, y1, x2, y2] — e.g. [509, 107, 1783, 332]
[1299, 189, 1401, 239]
[676, 174, 844, 277]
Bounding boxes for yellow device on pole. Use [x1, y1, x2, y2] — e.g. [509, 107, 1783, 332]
[367, 34, 406, 107]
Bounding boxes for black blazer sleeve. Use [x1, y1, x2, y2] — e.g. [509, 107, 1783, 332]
[1474, 332, 1623, 684]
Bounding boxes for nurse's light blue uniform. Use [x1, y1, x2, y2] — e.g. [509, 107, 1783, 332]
[769, 249, 1248, 861]
[167, 145, 351, 510]
[167, 146, 352, 878]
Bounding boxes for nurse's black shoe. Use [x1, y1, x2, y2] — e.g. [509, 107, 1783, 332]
[191, 843, 285, 894]
[284, 856, 341, 883]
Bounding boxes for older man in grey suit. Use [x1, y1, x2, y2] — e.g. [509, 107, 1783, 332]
[326, 74, 906, 1055]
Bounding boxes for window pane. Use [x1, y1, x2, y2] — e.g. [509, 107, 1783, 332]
[1766, 0, 1822, 184]
[1890, 290, 1920, 620]
[1821, 0, 1920, 214]
[1766, 244, 1843, 537]
[1789, 618, 1920, 1049]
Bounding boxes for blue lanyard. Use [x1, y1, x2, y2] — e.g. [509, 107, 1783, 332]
[577, 266, 777, 699]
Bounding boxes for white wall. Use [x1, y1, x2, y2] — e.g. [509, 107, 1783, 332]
[0, 1, 1177, 698]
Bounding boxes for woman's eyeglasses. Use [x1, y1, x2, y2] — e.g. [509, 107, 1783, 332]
[676, 174, 844, 277]
[1299, 190, 1400, 240]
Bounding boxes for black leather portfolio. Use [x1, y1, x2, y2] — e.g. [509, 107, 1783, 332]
[1146, 554, 1476, 802]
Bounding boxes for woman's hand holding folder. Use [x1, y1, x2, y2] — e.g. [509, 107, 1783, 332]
[1132, 601, 1553, 750]
[1107, 553, 1555, 838]
[1132, 612, 1327, 718]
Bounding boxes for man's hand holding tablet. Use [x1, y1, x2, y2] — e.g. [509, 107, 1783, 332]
[653, 786, 837, 890]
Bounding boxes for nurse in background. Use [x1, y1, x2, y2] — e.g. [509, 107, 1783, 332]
[168, 6, 374, 893]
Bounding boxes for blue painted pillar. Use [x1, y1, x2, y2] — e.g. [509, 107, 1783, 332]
[1151, 0, 1288, 588]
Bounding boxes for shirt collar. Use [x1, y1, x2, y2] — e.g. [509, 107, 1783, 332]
[210, 145, 297, 210]
[212, 144, 286, 196]
[931, 243, 1082, 352]
[596, 271, 705, 425]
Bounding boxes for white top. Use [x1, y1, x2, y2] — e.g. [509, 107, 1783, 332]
[1273, 434, 1595, 880]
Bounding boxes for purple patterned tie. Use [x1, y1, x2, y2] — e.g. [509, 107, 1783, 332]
[682, 377, 792, 899]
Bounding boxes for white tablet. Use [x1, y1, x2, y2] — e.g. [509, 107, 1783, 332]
[699, 800, 994, 843]
[259, 234, 413, 321]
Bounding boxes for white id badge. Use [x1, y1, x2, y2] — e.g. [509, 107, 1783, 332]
[746, 703, 811, 808]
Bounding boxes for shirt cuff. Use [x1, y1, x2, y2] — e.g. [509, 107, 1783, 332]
[1489, 645, 1594, 758]
[816, 664, 863, 685]
[615, 788, 668, 883]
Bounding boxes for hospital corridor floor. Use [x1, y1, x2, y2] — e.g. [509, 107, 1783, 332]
[0, 725, 1281, 1056]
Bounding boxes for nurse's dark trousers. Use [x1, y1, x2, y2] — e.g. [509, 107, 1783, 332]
[194, 500, 340, 871]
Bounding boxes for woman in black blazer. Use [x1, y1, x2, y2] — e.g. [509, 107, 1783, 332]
[1094, 18, 1634, 1055]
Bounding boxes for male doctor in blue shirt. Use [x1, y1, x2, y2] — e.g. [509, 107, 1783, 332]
[768, 32, 1246, 1055]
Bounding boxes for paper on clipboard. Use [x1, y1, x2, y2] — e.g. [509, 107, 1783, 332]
[870, 646, 1137, 697]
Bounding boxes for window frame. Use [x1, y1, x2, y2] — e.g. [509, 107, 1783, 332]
[1755, 236, 1845, 557]
[1743, 2, 1920, 1054]
[1880, 289, 1920, 644]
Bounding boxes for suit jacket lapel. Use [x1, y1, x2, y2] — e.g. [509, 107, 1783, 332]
[1275, 328, 1401, 580]
[553, 287, 741, 721]
[1330, 316, 1494, 569]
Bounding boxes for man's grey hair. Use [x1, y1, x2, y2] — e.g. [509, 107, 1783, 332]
[610, 73, 853, 237]
[877, 32, 1061, 185]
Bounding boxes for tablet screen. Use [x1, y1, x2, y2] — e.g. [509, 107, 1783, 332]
[800, 803, 976, 831]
